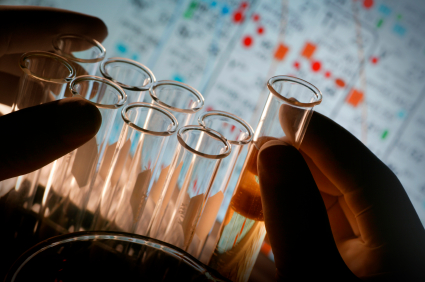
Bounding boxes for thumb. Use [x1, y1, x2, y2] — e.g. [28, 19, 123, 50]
[257, 140, 358, 281]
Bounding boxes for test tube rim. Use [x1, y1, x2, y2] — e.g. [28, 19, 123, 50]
[198, 110, 254, 145]
[149, 80, 205, 113]
[70, 75, 127, 109]
[177, 125, 231, 159]
[121, 102, 179, 137]
[267, 75, 322, 107]
[100, 57, 156, 91]
[52, 34, 106, 63]
[19, 51, 76, 84]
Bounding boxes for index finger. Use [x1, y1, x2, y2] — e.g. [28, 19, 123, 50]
[300, 112, 425, 249]
[0, 6, 108, 57]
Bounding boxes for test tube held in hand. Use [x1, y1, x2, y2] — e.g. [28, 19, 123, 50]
[208, 75, 322, 282]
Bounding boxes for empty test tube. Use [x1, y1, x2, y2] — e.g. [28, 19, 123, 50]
[147, 81, 204, 235]
[96, 102, 178, 233]
[209, 75, 322, 282]
[2, 51, 75, 216]
[53, 34, 106, 76]
[192, 111, 254, 260]
[98, 58, 156, 182]
[152, 125, 231, 252]
[39, 75, 127, 233]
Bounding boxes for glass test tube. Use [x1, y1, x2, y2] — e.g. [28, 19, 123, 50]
[96, 103, 178, 233]
[0, 52, 76, 272]
[147, 81, 204, 236]
[208, 76, 322, 282]
[98, 58, 156, 189]
[39, 75, 127, 235]
[2, 51, 75, 211]
[53, 34, 106, 76]
[152, 125, 231, 252]
[191, 111, 254, 261]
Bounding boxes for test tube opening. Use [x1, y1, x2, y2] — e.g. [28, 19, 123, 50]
[53, 34, 106, 63]
[149, 80, 205, 113]
[100, 58, 155, 91]
[19, 51, 75, 83]
[70, 75, 127, 109]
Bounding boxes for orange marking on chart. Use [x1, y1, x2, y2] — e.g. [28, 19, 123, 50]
[301, 42, 316, 59]
[335, 78, 345, 87]
[347, 89, 364, 107]
[274, 43, 289, 61]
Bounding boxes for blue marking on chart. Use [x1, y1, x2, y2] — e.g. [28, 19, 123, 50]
[398, 110, 406, 118]
[378, 4, 391, 16]
[117, 43, 127, 53]
[173, 74, 184, 82]
[222, 5, 229, 14]
[393, 24, 406, 36]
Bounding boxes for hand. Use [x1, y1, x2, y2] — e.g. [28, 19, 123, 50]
[257, 112, 425, 281]
[0, 6, 107, 180]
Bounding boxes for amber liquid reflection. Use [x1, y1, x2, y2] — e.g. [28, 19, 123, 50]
[209, 141, 269, 282]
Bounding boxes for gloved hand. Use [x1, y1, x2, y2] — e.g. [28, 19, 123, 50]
[0, 6, 107, 180]
[258, 112, 425, 281]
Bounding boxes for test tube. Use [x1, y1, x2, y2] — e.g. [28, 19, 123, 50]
[3, 51, 75, 212]
[39, 75, 127, 234]
[147, 81, 204, 235]
[152, 125, 231, 252]
[191, 111, 254, 260]
[97, 58, 156, 189]
[208, 75, 322, 282]
[52, 34, 106, 76]
[95, 102, 178, 233]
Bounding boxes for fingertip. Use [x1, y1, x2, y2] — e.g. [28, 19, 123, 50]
[56, 97, 102, 147]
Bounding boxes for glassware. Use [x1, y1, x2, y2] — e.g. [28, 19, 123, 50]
[0, 51, 75, 221]
[151, 125, 231, 253]
[93, 102, 178, 233]
[53, 34, 106, 76]
[192, 111, 254, 261]
[4, 231, 231, 282]
[208, 75, 322, 282]
[39, 75, 126, 234]
[147, 80, 204, 235]
[98, 58, 156, 190]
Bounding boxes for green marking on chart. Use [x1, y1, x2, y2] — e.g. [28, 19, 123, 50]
[397, 14, 402, 20]
[184, 1, 198, 19]
[381, 130, 389, 140]
[377, 19, 384, 28]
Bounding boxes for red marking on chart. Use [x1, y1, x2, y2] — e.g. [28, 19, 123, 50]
[293, 61, 300, 69]
[257, 26, 264, 35]
[192, 179, 198, 193]
[311, 61, 321, 72]
[325, 71, 331, 78]
[253, 14, 260, 21]
[241, 2, 248, 9]
[206, 106, 214, 111]
[363, 0, 373, 9]
[231, 125, 236, 132]
[335, 78, 346, 88]
[371, 56, 378, 64]
[222, 122, 228, 128]
[274, 43, 289, 61]
[301, 42, 316, 59]
[233, 11, 243, 23]
[347, 88, 364, 107]
[243, 35, 253, 47]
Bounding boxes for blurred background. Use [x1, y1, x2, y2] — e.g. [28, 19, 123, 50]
[2, 0, 425, 280]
